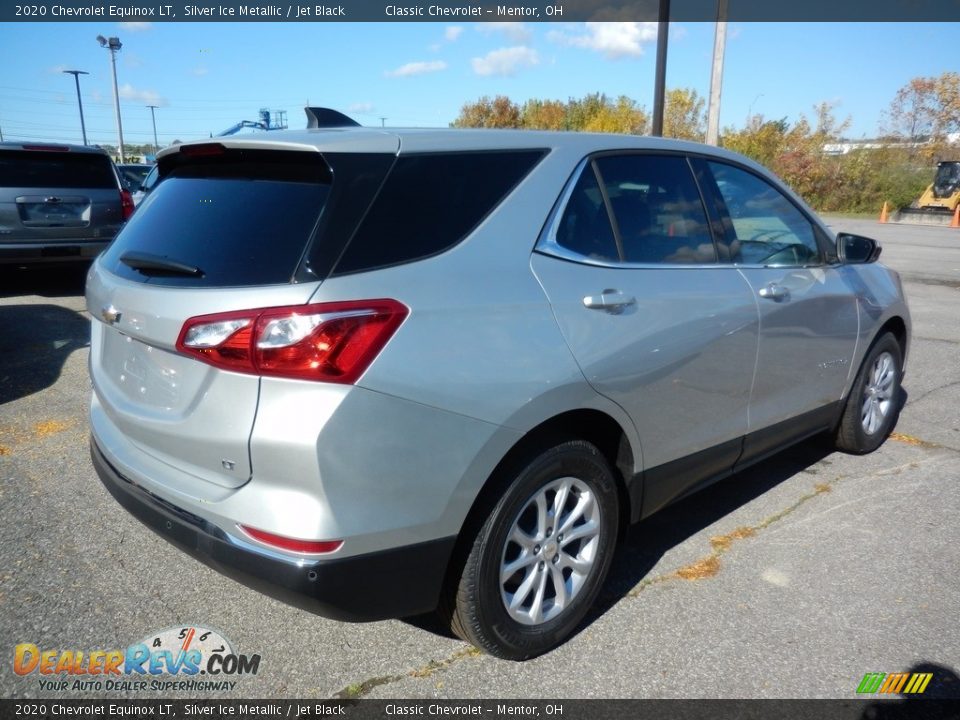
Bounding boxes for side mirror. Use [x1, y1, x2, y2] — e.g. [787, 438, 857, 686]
[838, 233, 882, 264]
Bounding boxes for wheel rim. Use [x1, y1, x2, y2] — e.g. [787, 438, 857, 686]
[499, 476, 602, 626]
[860, 351, 896, 436]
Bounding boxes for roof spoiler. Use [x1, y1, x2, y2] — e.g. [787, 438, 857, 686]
[304, 107, 361, 129]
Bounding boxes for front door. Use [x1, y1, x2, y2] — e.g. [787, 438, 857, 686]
[703, 160, 859, 460]
[532, 153, 759, 514]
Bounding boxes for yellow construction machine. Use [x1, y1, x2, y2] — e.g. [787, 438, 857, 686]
[893, 160, 960, 225]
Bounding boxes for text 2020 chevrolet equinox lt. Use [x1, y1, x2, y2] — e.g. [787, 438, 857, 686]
[88, 118, 910, 659]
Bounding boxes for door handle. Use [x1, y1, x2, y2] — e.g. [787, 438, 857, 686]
[583, 289, 636, 313]
[758, 283, 789, 301]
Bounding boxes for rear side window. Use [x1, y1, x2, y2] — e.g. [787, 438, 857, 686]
[0, 150, 116, 189]
[100, 150, 331, 287]
[594, 154, 716, 264]
[332, 151, 545, 275]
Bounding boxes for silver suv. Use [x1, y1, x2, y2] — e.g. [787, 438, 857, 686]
[87, 124, 910, 659]
[0, 142, 133, 264]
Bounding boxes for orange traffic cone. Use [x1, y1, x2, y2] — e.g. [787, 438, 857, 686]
[879, 201, 889, 224]
[951, 204, 960, 228]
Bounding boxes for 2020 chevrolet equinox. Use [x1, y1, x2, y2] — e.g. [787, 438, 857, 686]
[88, 119, 910, 659]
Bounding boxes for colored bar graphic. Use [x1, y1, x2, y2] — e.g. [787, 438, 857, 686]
[857, 673, 886, 694]
[904, 673, 933, 694]
[880, 673, 908, 693]
[857, 672, 932, 694]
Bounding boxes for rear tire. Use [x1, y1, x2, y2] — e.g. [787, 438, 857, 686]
[450, 440, 619, 660]
[835, 332, 903, 454]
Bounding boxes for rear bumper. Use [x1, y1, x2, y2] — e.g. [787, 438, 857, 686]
[0, 240, 109, 264]
[90, 437, 456, 622]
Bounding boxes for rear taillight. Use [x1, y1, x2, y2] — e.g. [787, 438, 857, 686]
[176, 300, 408, 384]
[238, 525, 342, 555]
[120, 188, 135, 220]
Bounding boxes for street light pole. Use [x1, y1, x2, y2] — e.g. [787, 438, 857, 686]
[97, 35, 126, 162]
[651, 0, 670, 137]
[147, 104, 159, 155]
[63, 70, 89, 145]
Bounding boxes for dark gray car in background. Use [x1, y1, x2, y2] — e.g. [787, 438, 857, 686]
[0, 142, 133, 265]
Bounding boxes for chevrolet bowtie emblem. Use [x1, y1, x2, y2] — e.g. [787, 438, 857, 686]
[101, 305, 122, 325]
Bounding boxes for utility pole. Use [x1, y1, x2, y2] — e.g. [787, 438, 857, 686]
[705, 0, 728, 146]
[97, 35, 126, 162]
[63, 70, 90, 145]
[380, 117, 387, 127]
[651, 0, 670, 137]
[147, 104, 159, 155]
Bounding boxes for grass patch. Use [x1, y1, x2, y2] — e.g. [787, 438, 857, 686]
[674, 555, 721, 580]
[889, 432, 940, 449]
[709, 526, 756, 551]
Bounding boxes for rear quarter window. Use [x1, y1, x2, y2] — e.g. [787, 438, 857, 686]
[331, 150, 545, 275]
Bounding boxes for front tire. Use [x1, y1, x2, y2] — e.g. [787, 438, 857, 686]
[450, 440, 619, 660]
[835, 332, 903, 453]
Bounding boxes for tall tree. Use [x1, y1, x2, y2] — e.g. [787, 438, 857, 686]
[886, 71, 960, 158]
[886, 76, 938, 141]
[663, 88, 706, 141]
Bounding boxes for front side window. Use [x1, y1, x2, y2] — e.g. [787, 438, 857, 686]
[707, 161, 820, 266]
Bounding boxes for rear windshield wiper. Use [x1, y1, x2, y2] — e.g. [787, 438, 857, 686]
[120, 251, 205, 277]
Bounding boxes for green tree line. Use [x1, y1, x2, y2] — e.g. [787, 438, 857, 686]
[451, 72, 960, 213]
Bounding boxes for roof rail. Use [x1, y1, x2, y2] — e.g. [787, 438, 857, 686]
[304, 107, 361, 129]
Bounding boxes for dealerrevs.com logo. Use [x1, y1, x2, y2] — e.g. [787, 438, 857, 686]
[14, 625, 261, 692]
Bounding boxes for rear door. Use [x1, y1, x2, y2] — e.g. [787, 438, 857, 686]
[0, 148, 123, 245]
[88, 145, 358, 490]
[701, 160, 859, 459]
[532, 153, 759, 514]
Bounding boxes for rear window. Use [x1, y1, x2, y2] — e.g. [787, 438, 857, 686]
[100, 149, 331, 287]
[0, 150, 116, 189]
[332, 150, 545, 275]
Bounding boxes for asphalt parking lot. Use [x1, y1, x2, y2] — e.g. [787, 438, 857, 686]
[1, 217, 958, 700]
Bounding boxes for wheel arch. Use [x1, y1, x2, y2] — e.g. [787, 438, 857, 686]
[879, 315, 909, 367]
[439, 409, 637, 611]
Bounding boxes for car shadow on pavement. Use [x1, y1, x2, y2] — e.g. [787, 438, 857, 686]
[594, 437, 837, 615]
[0, 302, 90, 405]
[0, 263, 90, 299]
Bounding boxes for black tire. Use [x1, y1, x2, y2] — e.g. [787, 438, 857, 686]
[835, 332, 903, 454]
[450, 439, 619, 660]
